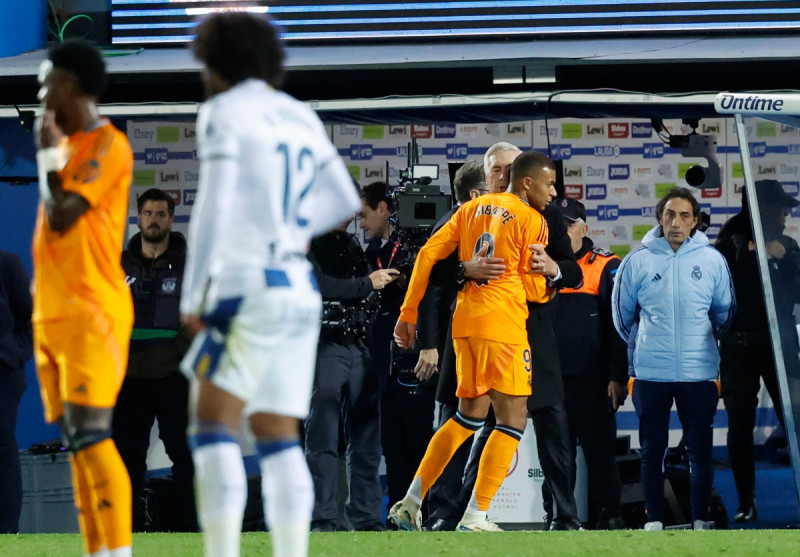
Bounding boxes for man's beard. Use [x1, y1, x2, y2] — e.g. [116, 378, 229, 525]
[142, 227, 169, 243]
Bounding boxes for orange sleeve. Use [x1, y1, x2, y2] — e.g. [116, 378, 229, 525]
[399, 207, 463, 324]
[61, 128, 132, 208]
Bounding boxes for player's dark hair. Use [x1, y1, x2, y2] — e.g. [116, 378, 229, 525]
[192, 13, 285, 89]
[510, 150, 554, 183]
[361, 181, 394, 212]
[453, 161, 486, 203]
[48, 40, 107, 97]
[137, 188, 175, 216]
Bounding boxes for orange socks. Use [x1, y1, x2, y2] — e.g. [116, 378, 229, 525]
[410, 412, 483, 499]
[70, 454, 104, 555]
[473, 425, 523, 511]
[73, 438, 132, 552]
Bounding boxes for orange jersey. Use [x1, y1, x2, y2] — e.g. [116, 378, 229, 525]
[400, 192, 548, 345]
[32, 120, 134, 323]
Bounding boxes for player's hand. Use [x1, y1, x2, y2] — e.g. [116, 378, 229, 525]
[393, 319, 416, 349]
[36, 110, 64, 149]
[414, 348, 439, 381]
[369, 268, 400, 290]
[463, 241, 505, 281]
[181, 313, 207, 336]
[529, 244, 558, 277]
[608, 380, 628, 411]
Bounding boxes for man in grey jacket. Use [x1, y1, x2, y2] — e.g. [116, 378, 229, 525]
[612, 187, 735, 531]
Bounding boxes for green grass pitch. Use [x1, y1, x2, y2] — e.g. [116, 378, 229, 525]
[2, 530, 800, 556]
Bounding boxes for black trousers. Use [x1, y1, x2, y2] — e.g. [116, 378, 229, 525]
[112, 371, 196, 531]
[304, 340, 382, 528]
[0, 367, 26, 534]
[369, 310, 436, 509]
[563, 376, 623, 522]
[424, 401, 473, 527]
[720, 336, 785, 506]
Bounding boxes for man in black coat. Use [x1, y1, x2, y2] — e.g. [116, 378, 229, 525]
[113, 188, 196, 531]
[0, 250, 32, 534]
[715, 179, 800, 524]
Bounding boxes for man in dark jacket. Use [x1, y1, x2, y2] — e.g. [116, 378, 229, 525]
[716, 179, 800, 524]
[305, 213, 398, 532]
[0, 250, 32, 534]
[112, 188, 196, 531]
[551, 197, 628, 529]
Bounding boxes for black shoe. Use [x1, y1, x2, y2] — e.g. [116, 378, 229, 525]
[595, 512, 627, 530]
[549, 517, 586, 531]
[311, 520, 339, 532]
[734, 501, 758, 524]
[423, 518, 458, 532]
[542, 514, 553, 531]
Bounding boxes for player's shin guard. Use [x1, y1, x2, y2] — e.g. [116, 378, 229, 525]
[74, 438, 132, 553]
[408, 411, 484, 502]
[191, 428, 246, 557]
[472, 425, 524, 511]
[256, 440, 313, 557]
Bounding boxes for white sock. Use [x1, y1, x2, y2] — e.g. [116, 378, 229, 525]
[463, 493, 485, 519]
[404, 477, 423, 510]
[108, 547, 132, 557]
[260, 443, 313, 557]
[87, 548, 109, 557]
[194, 442, 247, 557]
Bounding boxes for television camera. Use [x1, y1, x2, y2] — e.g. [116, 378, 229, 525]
[652, 118, 721, 190]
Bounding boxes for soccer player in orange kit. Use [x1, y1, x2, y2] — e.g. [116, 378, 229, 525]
[389, 151, 553, 532]
[33, 40, 134, 557]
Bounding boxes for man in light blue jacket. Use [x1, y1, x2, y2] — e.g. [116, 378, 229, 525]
[612, 187, 735, 531]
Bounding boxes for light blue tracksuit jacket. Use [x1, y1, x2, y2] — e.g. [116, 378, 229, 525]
[612, 226, 736, 382]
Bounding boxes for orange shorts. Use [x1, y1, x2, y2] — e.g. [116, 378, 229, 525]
[453, 337, 532, 398]
[34, 311, 132, 423]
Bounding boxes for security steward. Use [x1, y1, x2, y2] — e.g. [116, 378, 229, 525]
[552, 197, 628, 530]
[305, 211, 398, 532]
[112, 187, 196, 531]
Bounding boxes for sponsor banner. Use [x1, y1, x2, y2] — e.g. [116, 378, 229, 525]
[714, 92, 800, 115]
[608, 122, 629, 139]
[611, 225, 629, 240]
[434, 123, 456, 138]
[489, 421, 587, 523]
[586, 184, 607, 200]
[596, 204, 619, 221]
[701, 186, 722, 198]
[561, 123, 583, 139]
[388, 125, 407, 137]
[608, 164, 629, 180]
[564, 184, 583, 199]
[632, 224, 651, 241]
[655, 182, 676, 198]
[362, 125, 385, 139]
[338, 124, 361, 139]
[610, 244, 632, 258]
[458, 124, 480, 138]
[411, 125, 432, 138]
[506, 122, 527, 138]
[631, 122, 652, 138]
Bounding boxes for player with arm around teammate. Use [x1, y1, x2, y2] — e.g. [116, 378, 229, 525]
[389, 150, 551, 532]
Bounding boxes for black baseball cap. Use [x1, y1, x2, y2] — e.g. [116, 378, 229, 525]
[746, 179, 800, 208]
[554, 197, 586, 222]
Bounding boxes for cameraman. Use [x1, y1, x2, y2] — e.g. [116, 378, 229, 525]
[359, 181, 437, 514]
[305, 205, 397, 532]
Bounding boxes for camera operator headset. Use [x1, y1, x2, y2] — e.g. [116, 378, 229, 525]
[358, 181, 437, 515]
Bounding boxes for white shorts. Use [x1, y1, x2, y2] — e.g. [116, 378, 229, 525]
[182, 281, 321, 419]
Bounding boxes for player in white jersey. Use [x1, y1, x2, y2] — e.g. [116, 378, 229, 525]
[181, 14, 361, 557]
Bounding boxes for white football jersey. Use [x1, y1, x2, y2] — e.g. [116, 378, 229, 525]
[181, 79, 360, 314]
